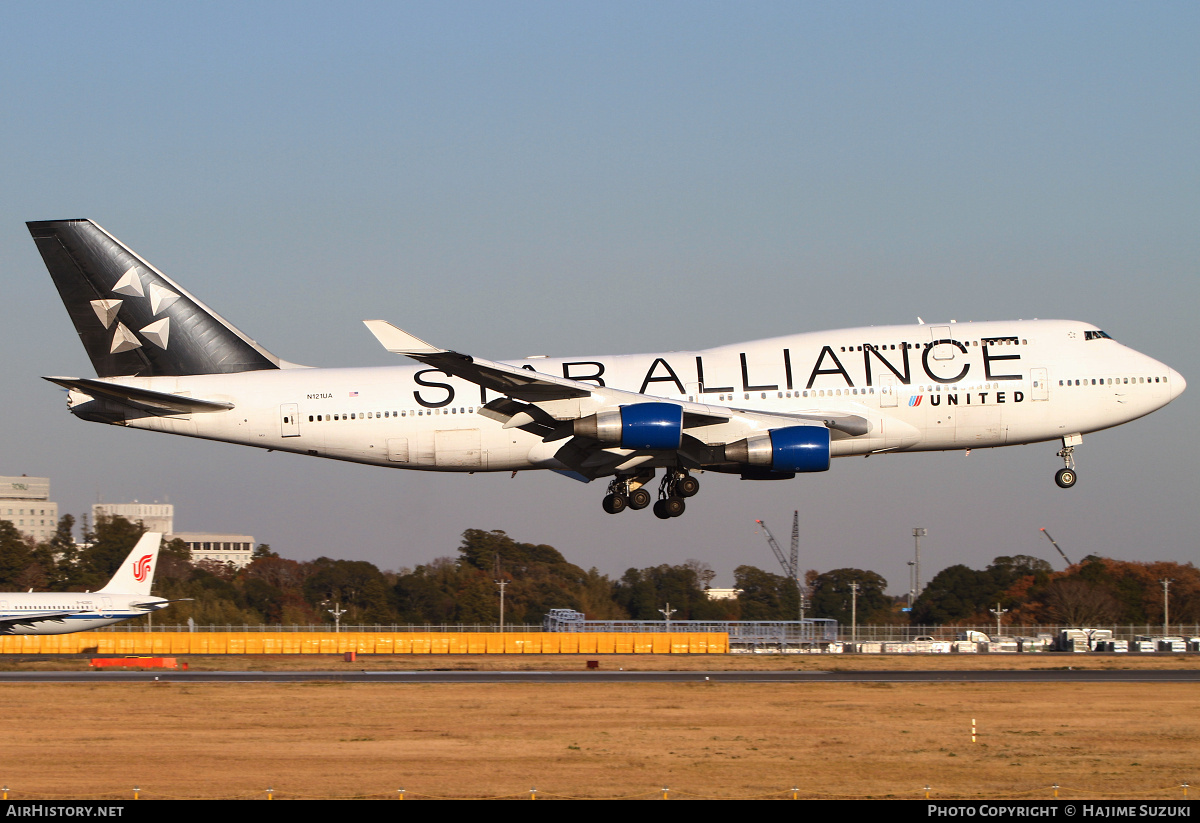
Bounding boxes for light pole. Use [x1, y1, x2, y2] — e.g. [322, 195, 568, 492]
[849, 582, 859, 645]
[907, 561, 916, 609]
[912, 528, 927, 599]
[989, 603, 1008, 637]
[1160, 579, 1172, 635]
[659, 603, 676, 631]
[495, 579, 507, 633]
[326, 602, 346, 632]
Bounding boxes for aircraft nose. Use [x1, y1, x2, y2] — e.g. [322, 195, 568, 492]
[1168, 367, 1186, 401]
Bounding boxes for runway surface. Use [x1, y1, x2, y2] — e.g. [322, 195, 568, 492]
[0, 669, 1196, 683]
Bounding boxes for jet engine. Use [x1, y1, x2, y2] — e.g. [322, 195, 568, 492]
[725, 425, 830, 473]
[573, 402, 684, 450]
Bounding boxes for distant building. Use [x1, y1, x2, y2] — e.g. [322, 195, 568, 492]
[92, 502, 174, 534]
[169, 532, 256, 569]
[0, 476, 59, 542]
[705, 588, 742, 601]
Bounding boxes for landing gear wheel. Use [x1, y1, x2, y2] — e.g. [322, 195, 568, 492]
[602, 493, 628, 514]
[652, 498, 685, 518]
[628, 488, 652, 510]
[677, 476, 700, 498]
[1055, 437, 1079, 488]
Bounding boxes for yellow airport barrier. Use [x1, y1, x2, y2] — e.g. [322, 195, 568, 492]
[0, 631, 729, 654]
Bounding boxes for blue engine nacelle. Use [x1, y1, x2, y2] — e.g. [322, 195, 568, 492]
[573, 402, 684, 450]
[725, 425, 830, 473]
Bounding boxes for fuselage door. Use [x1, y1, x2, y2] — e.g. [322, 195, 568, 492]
[100, 596, 113, 618]
[280, 404, 301, 437]
[1031, 368, 1049, 401]
[878, 374, 899, 408]
[930, 326, 956, 361]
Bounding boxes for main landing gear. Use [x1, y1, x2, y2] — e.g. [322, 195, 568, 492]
[653, 470, 699, 520]
[601, 470, 699, 518]
[1054, 434, 1082, 489]
[601, 474, 653, 514]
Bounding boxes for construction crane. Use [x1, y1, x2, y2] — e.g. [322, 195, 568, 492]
[1039, 527, 1073, 567]
[755, 511, 806, 619]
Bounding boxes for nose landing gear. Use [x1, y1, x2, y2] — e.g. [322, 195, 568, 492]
[1055, 434, 1081, 488]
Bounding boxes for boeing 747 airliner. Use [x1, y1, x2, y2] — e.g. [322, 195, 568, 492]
[28, 220, 1185, 519]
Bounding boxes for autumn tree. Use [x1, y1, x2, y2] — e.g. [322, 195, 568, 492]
[734, 565, 800, 620]
[809, 568, 890, 625]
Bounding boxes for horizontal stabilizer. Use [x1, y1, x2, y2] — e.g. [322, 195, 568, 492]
[44, 377, 234, 414]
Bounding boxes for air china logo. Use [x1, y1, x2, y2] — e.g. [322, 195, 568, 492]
[133, 554, 153, 582]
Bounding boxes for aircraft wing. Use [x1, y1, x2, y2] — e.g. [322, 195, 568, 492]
[365, 320, 738, 422]
[0, 609, 89, 634]
[363, 320, 869, 434]
[364, 321, 872, 479]
[365, 321, 618, 403]
[43, 377, 234, 414]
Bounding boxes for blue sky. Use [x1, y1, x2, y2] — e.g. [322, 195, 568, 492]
[2, 2, 1196, 593]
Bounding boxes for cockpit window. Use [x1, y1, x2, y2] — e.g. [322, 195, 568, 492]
[1085, 330, 1113, 341]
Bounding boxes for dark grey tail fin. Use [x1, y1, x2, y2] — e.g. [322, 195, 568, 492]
[28, 219, 282, 378]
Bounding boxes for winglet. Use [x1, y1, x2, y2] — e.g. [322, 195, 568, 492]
[363, 320, 445, 355]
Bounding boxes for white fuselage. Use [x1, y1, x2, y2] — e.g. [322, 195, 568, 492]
[82, 319, 1183, 475]
[0, 594, 167, 635]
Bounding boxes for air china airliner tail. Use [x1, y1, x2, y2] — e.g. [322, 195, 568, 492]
[0, 531, 168, 635]
[28, 219, 1185, 520]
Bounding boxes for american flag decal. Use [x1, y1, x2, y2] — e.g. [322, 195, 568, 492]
[349, 391, 359, 397]
[133, 554, 153, 582]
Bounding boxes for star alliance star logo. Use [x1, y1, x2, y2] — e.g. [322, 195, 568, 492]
[89, 265, 180, 353]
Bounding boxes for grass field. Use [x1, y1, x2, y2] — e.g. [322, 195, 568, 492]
[0, 654, 1196, 800]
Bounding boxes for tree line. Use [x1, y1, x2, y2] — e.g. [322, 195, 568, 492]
[0, 515, 1195, 627]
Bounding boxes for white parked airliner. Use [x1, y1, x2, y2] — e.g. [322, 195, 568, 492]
[29, 220, 1185, 519]
[0, 531, 168, 634]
